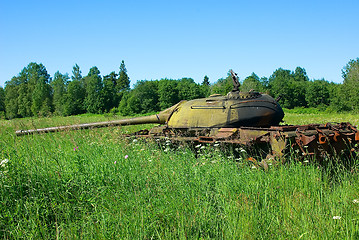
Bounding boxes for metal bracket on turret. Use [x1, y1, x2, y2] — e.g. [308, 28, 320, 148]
[230, 69, 240, 91]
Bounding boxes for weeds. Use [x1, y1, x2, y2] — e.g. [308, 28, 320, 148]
[1, 113, 359, 238]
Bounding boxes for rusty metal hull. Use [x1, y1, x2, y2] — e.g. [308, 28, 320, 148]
[129, 122, 359, 161]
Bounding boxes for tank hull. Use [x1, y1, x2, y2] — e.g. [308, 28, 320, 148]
[129, 122, 359, 162]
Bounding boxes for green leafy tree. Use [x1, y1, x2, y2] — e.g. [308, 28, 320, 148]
[0, 86, 5, 118]
[292, 67, 308, 107]
[158, 79, 179, 109]
[119, 80, 159, 115]
[31, 77, 52, 116]
[260, 77, 269, 90]
[201, 75, 211, 97]
[241, 73, 264, 92]
[24, 63, 52, 116]
[51, 71, 69, 115]
[177, 78, 203, 100]
[268, 68, 294, 108]
[102, 72, 117, 112]
[4, 77, 20, 119]
[17, 83, 32, 117]
[268, 67, 308, 108]
[83, 67, 104, 113]
[293, 67, 309, 82]
[326, 82, 343, 112]
[118, 91, 140, 115]
[340, 58, 359, 111]
[211, 71, 233, 96]
[4, 62, 51, 117]
[64, 80, 86, 115]
[305, 79, 330, 108]
[137, 80, 159, 112]
[64, 64, 85, 115]
[291, 81, 307, 108]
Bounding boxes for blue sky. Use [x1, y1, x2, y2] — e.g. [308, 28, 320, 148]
[0, 0, 358, 88]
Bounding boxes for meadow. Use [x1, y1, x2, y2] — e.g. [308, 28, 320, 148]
[1, 111, 359, 239]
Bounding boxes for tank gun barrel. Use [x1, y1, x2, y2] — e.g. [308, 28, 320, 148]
[15, 102, 183, 136]
[15, 114, 166, 136]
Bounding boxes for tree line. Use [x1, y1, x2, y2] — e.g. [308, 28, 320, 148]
[0, 58, 358, 119]
[1, 61, 130, 119]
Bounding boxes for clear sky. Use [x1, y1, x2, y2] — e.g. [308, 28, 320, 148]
[1, 0, 358, 88]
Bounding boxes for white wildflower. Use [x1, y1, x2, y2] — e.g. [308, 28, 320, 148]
[213, 143, 220, 147]
[0, 159, 9, 167]
[332, 216, 341, 220]
[132, 139, 138, 143]
[195, 144, 201, 148]
[353, 199, 359, 204]
[303, 160, 309, 163]
[200, 145, 206, 149]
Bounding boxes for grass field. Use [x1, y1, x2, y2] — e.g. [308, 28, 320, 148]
[1, 111, 359, 239]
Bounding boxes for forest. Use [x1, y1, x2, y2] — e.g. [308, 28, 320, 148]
[0, 58, 358, 119]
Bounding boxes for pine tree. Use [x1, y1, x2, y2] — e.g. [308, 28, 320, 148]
[72, 64, 82, 82]
[117, 60, 130, 92]
[202, 75, 210, 86]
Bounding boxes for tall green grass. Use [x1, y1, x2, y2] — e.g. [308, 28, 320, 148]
[1, 112, 359, 238]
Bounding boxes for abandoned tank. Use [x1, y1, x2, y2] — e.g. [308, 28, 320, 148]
[15, 70, 359, 163]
